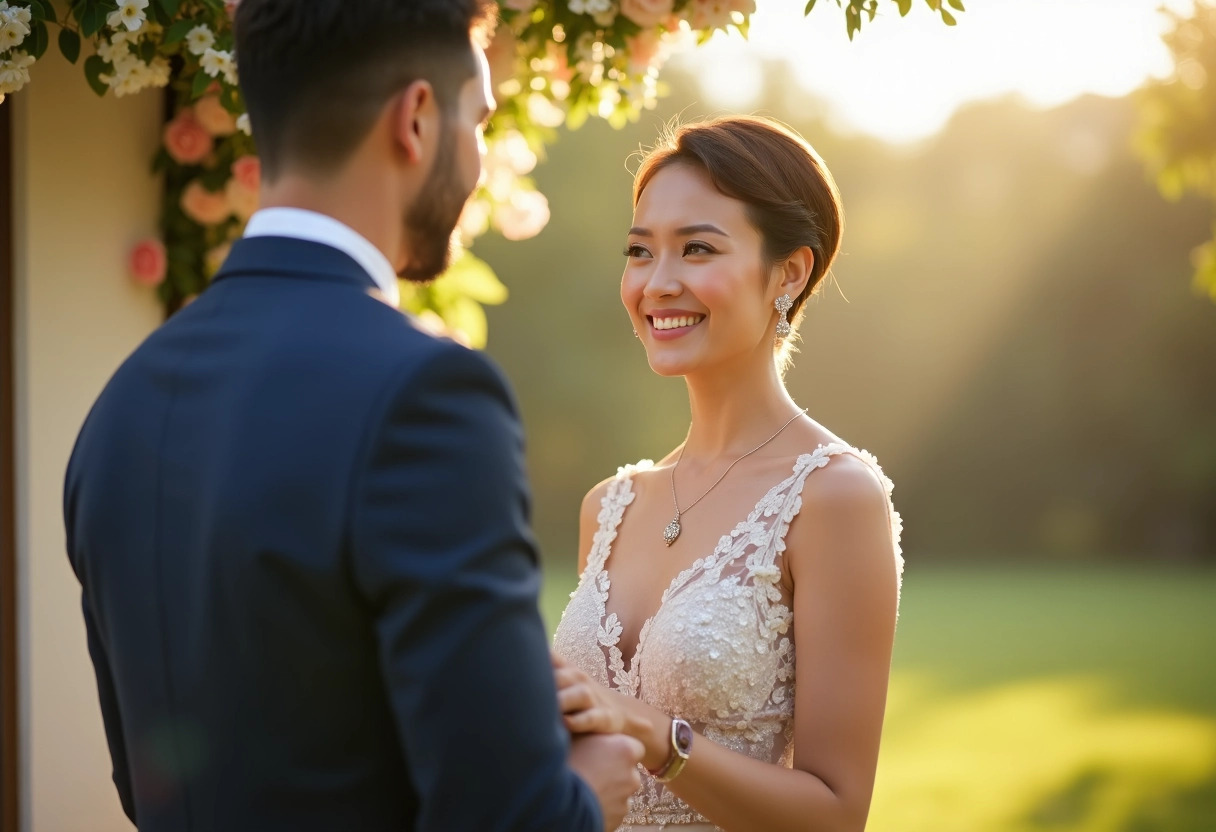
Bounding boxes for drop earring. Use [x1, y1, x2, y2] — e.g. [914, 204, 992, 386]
[775, 294, 793, 339]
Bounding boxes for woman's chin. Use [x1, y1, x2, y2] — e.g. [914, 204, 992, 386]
[646, 353, 698, 377]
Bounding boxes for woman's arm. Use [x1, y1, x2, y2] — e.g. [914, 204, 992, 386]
[559, 454, 900, 832]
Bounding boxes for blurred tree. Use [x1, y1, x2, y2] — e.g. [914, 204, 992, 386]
[480, 64, 1216, 565]
[1136, 1, 1216, 300]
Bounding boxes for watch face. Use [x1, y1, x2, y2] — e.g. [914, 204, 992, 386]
[674, 719, 694, 755]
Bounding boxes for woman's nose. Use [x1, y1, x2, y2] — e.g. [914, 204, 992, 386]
[642, 258, 682, 299]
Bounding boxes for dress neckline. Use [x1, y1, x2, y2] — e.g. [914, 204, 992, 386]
[594, 443, 855, 689]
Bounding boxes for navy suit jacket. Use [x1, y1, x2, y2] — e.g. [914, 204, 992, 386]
[64, 236, 601, 832]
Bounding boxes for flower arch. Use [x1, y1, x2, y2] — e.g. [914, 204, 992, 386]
[0, 0, 960, 345]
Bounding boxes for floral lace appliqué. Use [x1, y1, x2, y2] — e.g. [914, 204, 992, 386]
[553, 446, 902, 830]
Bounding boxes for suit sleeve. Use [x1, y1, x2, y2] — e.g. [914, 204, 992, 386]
[82, 597, 137, 823]
[350, 342, 603, 832]
[65, 449, 137, 824]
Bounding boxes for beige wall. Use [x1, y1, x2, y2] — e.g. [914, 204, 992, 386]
[13, 48, 162, 832]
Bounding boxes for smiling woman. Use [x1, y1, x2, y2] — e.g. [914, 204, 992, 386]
[552, 115, 902, 832]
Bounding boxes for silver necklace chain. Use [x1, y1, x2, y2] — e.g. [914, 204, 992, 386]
[663, 408, 807, 547]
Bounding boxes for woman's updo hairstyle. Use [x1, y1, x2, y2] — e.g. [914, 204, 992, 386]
[633, 115, 844, 370]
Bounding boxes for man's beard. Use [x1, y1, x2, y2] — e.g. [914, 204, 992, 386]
[399, 121, 472, 284]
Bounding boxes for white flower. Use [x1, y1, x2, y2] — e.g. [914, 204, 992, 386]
[97, 36, 131, 64]
[568, 0, 613, 15]
[489, 130, 537, 176]
[0, 50, 34, 95]
[1, 4, 31, 27]
[0, 19, 28, 51]
[185, 24, 214, 56]
[0, 2, 30, 50]
[101, 53, 170, 97]
[456, 198, 491, 242]
[200, 47, 233, 79]
[235, 112, 251, 135]
[107, 0, 149, 33]
[493, 189, 550, 241]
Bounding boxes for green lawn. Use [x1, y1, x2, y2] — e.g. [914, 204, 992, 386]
[541, 563, 1216, 832]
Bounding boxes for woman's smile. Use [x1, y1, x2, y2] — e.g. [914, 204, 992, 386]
[648, 310, 706, 339]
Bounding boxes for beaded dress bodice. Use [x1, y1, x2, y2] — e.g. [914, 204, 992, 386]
[552, 444, 903, 831]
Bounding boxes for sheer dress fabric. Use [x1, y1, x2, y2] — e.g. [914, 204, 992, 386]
[553, 444, 903, 831]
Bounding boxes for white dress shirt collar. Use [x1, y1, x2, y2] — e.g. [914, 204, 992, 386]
[243, 207, 400, 307]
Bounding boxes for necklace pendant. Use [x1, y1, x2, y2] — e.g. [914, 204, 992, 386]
[663, 518, 682, 547]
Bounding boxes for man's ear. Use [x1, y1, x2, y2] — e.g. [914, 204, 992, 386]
[775, 245, 816, 301]
[394, 80, 437, 165]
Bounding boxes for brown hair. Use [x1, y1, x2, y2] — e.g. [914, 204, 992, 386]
[633, 116, 844, 368]
[235, 0, 497, 180]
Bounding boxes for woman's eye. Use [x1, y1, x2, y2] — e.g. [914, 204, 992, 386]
[623, 244, 650, 258]
[683, 241, 715, 256]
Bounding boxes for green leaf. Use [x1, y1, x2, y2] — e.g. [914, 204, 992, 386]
[83, 54, 110, 96]
[940, 8, 956, 25]
[895, 0, 911, 14]
[440, 251, 509, 305]
[946, 0, 964, 9]
[565, 101, 589, 131]
[165, 18, 196, 44]
[192, 69, 213, 99]
[28, 0, 56, 23]
[139, 38, 157, 62]
[924, 0, 940, 9]
[443, 296, 490, 349]
[220, 83, 242, 112]
[158, 0, 182, 16]
[150, 1, 171, 26]
[81, 5, 108, 37]
[27, 23, 49, 60]
[58, 28, 82, 64]
[804, 0, 818, 15]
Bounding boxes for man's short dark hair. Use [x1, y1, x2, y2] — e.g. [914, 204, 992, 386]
[234, 0, 497, 180]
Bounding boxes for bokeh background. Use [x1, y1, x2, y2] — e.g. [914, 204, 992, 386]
[473, 1, 1216, 829]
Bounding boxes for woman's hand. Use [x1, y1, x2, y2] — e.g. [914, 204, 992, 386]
[552, 652, 671, 771]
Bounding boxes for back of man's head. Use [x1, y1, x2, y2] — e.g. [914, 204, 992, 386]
[234, 0, 497, 182]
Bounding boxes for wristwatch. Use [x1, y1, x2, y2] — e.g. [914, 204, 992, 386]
[649, 717, 694, 783]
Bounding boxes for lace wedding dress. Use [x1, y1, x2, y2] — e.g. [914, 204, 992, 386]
[553, 444, 903, 831]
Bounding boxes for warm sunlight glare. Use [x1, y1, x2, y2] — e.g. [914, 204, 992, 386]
[675, 0, 1198, 143]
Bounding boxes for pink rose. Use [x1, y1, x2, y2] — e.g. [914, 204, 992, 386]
[484, 28, 518, 91]
[180, 181, 232, 225]
[625, 29, 664, 73]
[225, 177, 259, 221]
[193, 95, 237, 137]
[620, 0, 673, 28]
[230, 155, 260, 191]
[546, 41, 574, 84]
[129, 238, 167, 286]
[683, 0, 732, 30]
[163, 110, 213, 165]
[224, 0, 239, 16]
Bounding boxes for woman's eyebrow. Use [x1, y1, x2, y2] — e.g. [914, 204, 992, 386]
[627, 223, 728, 237]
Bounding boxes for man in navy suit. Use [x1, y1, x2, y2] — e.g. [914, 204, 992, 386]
[63, 1, 643, 829]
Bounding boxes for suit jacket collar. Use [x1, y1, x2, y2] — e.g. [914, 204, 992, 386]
[212, 236, 382, 295]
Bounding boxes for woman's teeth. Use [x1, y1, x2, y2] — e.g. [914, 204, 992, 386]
[652, 315, 704, 331]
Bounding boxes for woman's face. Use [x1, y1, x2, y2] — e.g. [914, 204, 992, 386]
[622, 163, 778, 378]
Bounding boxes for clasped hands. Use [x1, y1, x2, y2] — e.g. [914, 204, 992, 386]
[553, 652, 672, 773]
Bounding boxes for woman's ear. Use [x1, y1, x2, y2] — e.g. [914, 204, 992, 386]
[393, 80, 437, 164]
[775, 246, 816, 301]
